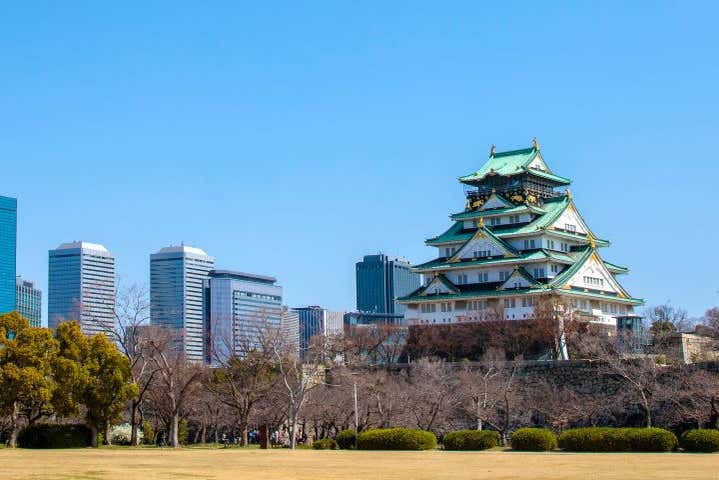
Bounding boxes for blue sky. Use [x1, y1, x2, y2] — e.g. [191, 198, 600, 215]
[2, 2, 718, 324]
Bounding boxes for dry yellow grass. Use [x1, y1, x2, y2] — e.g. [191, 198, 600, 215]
[1, 448, 717, 480]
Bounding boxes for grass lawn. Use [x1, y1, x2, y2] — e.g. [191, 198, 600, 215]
[1, 448, 717, 480]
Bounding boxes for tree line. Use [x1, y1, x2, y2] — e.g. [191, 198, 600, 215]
[1, 286, 718, 448]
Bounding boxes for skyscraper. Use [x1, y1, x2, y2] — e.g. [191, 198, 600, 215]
[355, 254, 420, 316]
[16, 276, 41, 327]
[48, 241, 115, 335]
[0, 196, 17, 314]
[293, 306, 345, 357]
[150, 245, 214, 362]
[280, 306, 300, 358]
[204, 270, 283, 364]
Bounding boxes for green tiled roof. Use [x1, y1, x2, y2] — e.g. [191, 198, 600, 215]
[458, 146, 570, 185]
[413, 249, 574, 272]
[450, 204, 545, 221]
[603, 260, 629, 274]
[426, 222, 472, 245]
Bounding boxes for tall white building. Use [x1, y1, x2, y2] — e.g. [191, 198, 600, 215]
[150, 245, 214, 362]
[400, 140, 643, 330]
[48, 241, 115, 335]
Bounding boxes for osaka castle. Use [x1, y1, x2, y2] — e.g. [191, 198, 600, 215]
[399, 139, 643, 327]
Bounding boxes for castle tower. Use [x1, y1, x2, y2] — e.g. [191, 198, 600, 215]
[399, 141, 643, 328]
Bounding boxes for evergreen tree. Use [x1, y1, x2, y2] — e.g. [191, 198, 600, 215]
[0, 312, 59, 447]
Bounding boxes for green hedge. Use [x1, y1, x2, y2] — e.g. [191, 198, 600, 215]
[680, 429, 719, 453]
[336, 429, 356, 449]
[356, 428, 437, 451]
[17, 424, 93, 449]
[558, 428, 677, 452]
[443, 430, 500, 451]
[312, 438, 337, 450]
[510, 428, 557, 451]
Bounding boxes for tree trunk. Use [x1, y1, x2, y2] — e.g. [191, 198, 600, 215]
[170, 413, 180, 448]
[130, 400, 140, 446]
[289, 406, 297, 449]
[90, 425, 99, 448]
[241, 427, 248, 447]
[201, 425, 207, 444]
[104, 422, 112, 445]
[7, 401, 19, 448]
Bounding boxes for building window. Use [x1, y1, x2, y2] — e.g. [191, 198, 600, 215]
[523, 239, 536, 249]
[504, 298, 516, 308]
[550, 264, 559, 273]
[490, 217, 501, 226]
[478, 272, 488, 283]
[509, 215, 520, 224]
[445, 248, 451, 257]
[457, 274, 468, 284]
[533, 268, 546, 278]
[565, 223, 577, 232]
[560, 242, 569, 252]
[521, 297, 534, 307]
[583, 276, 604, 287]
[547, 239, 555, 250]
[440, 302, 452, 312]
[499, 271, 510, 281]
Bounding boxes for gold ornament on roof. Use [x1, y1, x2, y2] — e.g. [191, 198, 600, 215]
[511, 194, 524, 203]
[477, 217, 485, 228]
[490, 144, 495, 157]
[565, 188, 572, 200]
[527, 194, 537, 204]
[533, 137, 540, 150]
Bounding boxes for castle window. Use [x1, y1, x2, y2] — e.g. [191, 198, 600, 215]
[561, 242, 569, 252]
[509, 215, 521, 224]
[547, 239, 555, 250]
[550, 264, 559, 273]
[490, 217, 501, 226]
[504, 298, 516, 308]
[478, 272, 488, 283]
[565, 223, 577, 232]
[499, 271, 511, 281]
[523, 239, 537, 249]
[533, 268, 546, 278]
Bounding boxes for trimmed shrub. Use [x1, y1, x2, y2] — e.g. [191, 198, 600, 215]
[443, 430, 500, 451]
[356, 428, 437, 451]
[511, 428, 557, 451]
[559, 428, 677, 452]
[336, 429, 357, 449]
[142, 420, 156, 445]
[312, 438, 337, 450]
[17, 424, 93, 449]
[680, 429, 719, 453]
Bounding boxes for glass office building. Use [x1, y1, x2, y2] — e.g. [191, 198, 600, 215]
[150, 245, 214, 362]
[0, 196, 17, 314]
[204, 270, 282, 364]
[48, 242, 115, 335]
[293, 306, 345, 358]
[355, 254, 420, 316]
[16, 276, 41, 327]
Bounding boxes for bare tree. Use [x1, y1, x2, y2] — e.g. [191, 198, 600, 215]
[580, 334, 675, 428]
[208, 322, 281, 446]
[147, 329, 205, 448]
[87, 282, 158, 445]
[405, 358, 461, 432]
[273, 336, 331, 449]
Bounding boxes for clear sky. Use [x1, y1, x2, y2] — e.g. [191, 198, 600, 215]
[2, 2, 718, 324]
